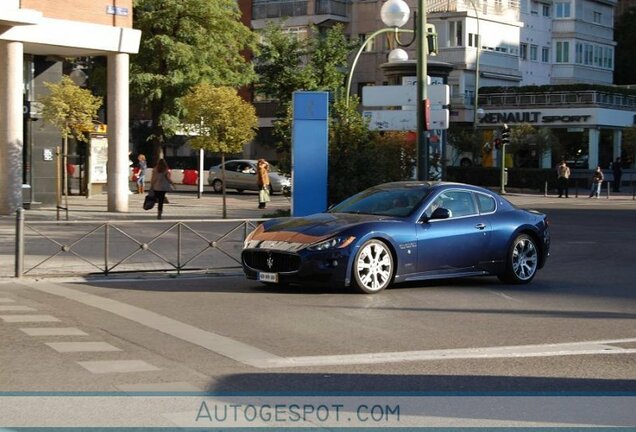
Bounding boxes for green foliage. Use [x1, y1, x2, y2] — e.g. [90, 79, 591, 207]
[39, 76, 103, 142]
[614, 7, 636, 85]
[508, 123, 560, 167]
[447, 124, 481, 165]
[181, 84, 257, 155]
[131, 0, 257, 161]
[328, 96, 415, 204]
[254, 24, 358, 161]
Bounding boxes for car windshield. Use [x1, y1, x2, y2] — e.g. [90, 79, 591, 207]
[329, 185, 430, 217]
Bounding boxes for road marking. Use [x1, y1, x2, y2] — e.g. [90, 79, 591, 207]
[45, 342, 121, 353]
[263, 338, 636, 368]
[21, 280, 285, 368]
[486, 289, 520, 302]
[77, 360, 160, 374]
[21, 327, 88, 336]
[0, 314, 59, 323]
[0, 305, 37, 312]
[0, 297, 16, 303]
[18, 281, 636, 370]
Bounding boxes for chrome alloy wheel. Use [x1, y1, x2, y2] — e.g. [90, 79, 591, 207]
[353, 240, 394, 294]
[511, 235, 538, 281]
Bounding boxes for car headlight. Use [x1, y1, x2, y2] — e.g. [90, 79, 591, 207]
[307, 236, 355, 251]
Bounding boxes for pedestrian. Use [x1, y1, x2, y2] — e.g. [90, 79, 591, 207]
[150, 158, 174, 219]
[136, 154, 147, 194]
[611, 157, 622, 192]
[556, 160, 571, 198]
[256, 158, 271, 209]
[589, 166, 604, 198]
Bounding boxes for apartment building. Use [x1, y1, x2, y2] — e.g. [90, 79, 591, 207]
[0, 0, 140, 213]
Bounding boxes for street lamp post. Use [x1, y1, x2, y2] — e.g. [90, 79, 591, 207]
[346, 0, 431, 180]
[468, 0, 481, 130]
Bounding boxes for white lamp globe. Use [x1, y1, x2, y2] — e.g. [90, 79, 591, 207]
[381, 0, 411, 28]
[388, 48, 409, 62]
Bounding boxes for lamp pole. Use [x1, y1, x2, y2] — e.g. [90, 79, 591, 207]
[416, 0, 428, 180]
[469, 0, 481, 130]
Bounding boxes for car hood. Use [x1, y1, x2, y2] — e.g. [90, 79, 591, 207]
[245, 213, 384, 252]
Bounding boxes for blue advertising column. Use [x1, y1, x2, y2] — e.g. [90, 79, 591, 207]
[291, 91, 329, 216]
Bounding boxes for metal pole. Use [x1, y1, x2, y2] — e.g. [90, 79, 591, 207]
[417, 0, 429, 180]
[197, 148, 204, 199]
[499, 145, 506, 194]
[470, 0, 481, 130]
[15, 207, 24, 278]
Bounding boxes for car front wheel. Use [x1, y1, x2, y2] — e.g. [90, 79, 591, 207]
[352, 239, 394, 294]
[212, 179, 223, 193]
[498, 234, 538, 284]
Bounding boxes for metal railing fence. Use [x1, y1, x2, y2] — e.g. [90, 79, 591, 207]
[15, 211, 263, 278]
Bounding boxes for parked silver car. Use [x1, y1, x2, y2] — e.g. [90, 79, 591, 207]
[208, 159, 291, 194]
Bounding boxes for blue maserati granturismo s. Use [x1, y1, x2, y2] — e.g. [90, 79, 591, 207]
[242, 181, 550, 294]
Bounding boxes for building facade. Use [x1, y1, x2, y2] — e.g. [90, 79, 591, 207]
[0, 0, 140, 214]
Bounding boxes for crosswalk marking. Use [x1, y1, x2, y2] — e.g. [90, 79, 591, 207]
[45, 342, 121, 353]
[0, 305, 37, 312]
[0, 298, 16, 303]
[21, 327, 88, 336]
[0, 314, 60, 323]
[77, 360, 160, 374]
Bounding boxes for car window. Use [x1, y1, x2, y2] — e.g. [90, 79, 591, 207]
[476, 192, 496, 213]
[224, 162, 241, 171]
[329, 187, 429, 217]
[426, 190, 477, 218]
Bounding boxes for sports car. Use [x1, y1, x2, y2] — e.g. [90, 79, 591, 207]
[241, 181, 550, 294]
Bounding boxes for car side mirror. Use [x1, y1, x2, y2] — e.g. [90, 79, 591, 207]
[430, 207, 451, 220]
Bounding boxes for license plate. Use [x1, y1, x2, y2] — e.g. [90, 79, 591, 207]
[258, 272, 278, 283]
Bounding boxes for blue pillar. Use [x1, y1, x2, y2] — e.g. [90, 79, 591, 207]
[291, 92, 329, 216]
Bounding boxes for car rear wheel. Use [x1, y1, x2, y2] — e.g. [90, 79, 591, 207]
[212, 179, 223, 193]
[352, 239, 394, 294]
[498, 234, 538, 284]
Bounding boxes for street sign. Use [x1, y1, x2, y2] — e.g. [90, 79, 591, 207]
[363, 109, 449, 131]
[362, 86, 417, 107]
[362, 84, 450, 107]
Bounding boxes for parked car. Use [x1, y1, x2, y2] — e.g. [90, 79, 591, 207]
[207, 159, 291, 194]
[242, 181, 550, 294]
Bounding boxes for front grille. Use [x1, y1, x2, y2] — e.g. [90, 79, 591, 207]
[243, 250, 301, 273]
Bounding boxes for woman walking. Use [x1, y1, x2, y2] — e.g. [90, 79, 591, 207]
[256, 159, 271, 209]
[150, 158, 174, 219]
[589, 166, 604, 198]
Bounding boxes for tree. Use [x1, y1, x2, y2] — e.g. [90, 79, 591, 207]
[181, 83, 257, 218]
[622, 126, 636, 168]
[254, 24, 357, 166]
[447, 125, 482, 165]
[131, 0, 257, 164]
[40, 76, 102, 217]
[508, 123, 559, 168]
[614, 7, 636, 85]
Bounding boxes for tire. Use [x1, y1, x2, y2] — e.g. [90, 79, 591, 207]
[352, 239, 394, 294]
[498, 234, 539, 284]
[212, 179, 223, 193]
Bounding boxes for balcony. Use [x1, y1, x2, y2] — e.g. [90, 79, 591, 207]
[315, 0, 348, 17]
[479, 90, 636, 110]
[252, 0, 308, 19]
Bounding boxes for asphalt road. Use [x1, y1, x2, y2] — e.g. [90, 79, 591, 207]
[0, 192, 634, 427]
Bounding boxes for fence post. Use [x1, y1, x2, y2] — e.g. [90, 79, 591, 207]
[177, 222, 182, 276]
[104, 223, 109, 276]
[15, 208, 24, 278]
[544, 181, 548, 197]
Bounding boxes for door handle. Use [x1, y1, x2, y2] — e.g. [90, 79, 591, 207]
[474, 223, 486, 230]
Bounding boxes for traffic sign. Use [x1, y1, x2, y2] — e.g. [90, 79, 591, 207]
[363, 109, 449, 131]
[362, 84, 449, 107]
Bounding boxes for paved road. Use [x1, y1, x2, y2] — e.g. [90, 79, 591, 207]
[0, 188, 634, 428]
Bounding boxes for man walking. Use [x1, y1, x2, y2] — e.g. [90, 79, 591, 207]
[557, 160, 571, 198]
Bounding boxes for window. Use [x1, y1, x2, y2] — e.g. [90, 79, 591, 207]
[476, 193, 496, 213]
[585, 43, 593, 65]
[604, 47, 613, 68]
[556, 41, 569, 62]
[520, 43, 528, 60]
[427, 191, 477, 218]
[593, 11, 602, 23]
[468, 33, 479, 48]
[555, 2, 570, 18]
[594, 46, 602, 67]
[542, 47, 550, 62]
[530, 1, 539, 14]
[542, 4, 550, 16]
[575, 42, 583, 63]
[359, 34, 375, 52]
[448, 21, 463, 47]
[530, 44, 538, 61]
